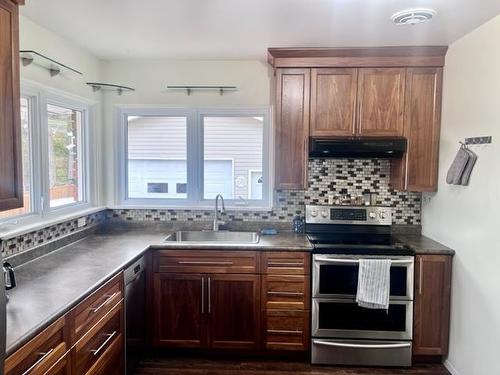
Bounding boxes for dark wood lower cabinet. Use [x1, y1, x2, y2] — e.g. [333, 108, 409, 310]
[207, 274, 260, 350]
[153, 273, 205, 348]
[413, 255, 452, 357]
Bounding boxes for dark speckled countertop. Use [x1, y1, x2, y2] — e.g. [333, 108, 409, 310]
[5, 226, 311, 355]
[395, 234, 456, 256]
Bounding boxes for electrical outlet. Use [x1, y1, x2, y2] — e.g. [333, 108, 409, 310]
[77, 217, 87, 228]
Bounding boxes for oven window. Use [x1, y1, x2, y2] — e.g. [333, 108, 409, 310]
[318, 264, 408, 297]
[317, 301, 407, 332]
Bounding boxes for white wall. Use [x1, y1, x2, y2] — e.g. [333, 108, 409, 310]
[100, 59, 272, 204]
[422, 14, 500, 375]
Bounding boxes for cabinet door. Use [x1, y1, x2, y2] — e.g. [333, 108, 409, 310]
[0, 0, 23, 211]
[357, 68, 405, 136]
[153, 273, 205, 348]
[398, 68, 443, 192]
[207, 274, 260, 350]
[275, 68, 310, 190]
[413, 255, 452, 356]
[310, 68, 357, 137]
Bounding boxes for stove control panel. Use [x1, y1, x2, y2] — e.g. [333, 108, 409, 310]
[306, 205, 392, 226]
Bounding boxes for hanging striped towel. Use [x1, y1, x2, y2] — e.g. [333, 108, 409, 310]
[356, 259, 392, 310]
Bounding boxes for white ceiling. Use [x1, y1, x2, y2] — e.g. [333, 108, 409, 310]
[21, 0, 500, 61]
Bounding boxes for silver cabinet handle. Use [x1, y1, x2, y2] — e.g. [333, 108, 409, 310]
[315, 256, 413, 265]
[208, 276, 211, 314]
[178, 261, 233, 266]
[268, 262, 304, 267]
[419, 257, 423, 295]
[201, 277, 205, 314]
[267, 291, 304, 297]
[313, 340, 411, 349]
[90, 331, 117, 357]
[22, 349, 54, 375]
[267, 329, 303, 335]
[90, 292, 118, 314]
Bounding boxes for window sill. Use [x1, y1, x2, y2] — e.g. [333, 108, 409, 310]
[109, 204, 273, 212]
[0, 206, 107, 240]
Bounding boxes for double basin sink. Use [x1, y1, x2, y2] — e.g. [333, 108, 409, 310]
[164, 230, 261, 244]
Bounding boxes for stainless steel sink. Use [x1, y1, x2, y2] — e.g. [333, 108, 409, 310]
[164, 230, 260, 244]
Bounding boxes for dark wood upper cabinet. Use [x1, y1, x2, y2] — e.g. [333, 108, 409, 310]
[207, 274, 260, 350]
[0, 0, 23, 211]
[357, 68, 406, 137]
[153, 273, 205, 348]
[413, 255, 452, 357]
[310, 68, 357, 137]
[392, 68, 443, 192]
[275, 68, 310, 190]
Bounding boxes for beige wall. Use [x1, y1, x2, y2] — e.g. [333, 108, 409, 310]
[422, 13, 500, 375]
[19, 15, 103, 99]
[101, 59, 272, 204]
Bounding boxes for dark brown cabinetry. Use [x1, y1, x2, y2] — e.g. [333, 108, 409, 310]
[310, 68, 357, 137]
[275, 68, 310, 190]
[413, 255, 452, 357]
[261, 252, 310, 351]
[153, 273, 205, 348]
[270, 47, 447, 193]
[0, 0, 23, 211]
[5, 273, 125, 375]
[357, 68, 405, 137]
[152, 250, 261, 350]
[207, 274, 260, 349]
[392, 68, 443, 192]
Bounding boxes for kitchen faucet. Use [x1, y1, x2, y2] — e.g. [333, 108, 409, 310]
[213, 194, 226, 231]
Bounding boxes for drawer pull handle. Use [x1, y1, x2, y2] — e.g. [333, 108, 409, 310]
[91, 331, 117, 357]
[90, 292, 118, 314]
[267, 291, 304, 297]
[22, 348, 54, 375]
[268, 262, 304, 267]
[178, 261, 233, 266]
[268, 329, 303, 335]
[313, 340, 411, 349]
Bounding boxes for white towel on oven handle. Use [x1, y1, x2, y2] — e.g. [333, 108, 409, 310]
[356, 259, 392, 310]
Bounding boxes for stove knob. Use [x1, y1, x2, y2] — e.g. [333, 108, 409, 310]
[369, 212, 377, 219]
[321, 210, 329, 218]
[310, 209, 318, 217]
[379, 211, 387, 219]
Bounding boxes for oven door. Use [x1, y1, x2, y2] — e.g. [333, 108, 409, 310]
[312, 254, 414, 300]
[312, 298, 413, 340]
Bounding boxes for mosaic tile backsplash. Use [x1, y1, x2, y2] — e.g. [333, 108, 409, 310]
[111, 159, 421, 225]
[1, 211, 106, 257]
[1, 159, 421, 257]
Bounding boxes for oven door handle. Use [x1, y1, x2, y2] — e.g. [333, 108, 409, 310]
[313, 340, 411, 349]
[314, 256, 413, 265]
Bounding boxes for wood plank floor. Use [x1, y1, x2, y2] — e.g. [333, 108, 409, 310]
[134, 356, 450, 375]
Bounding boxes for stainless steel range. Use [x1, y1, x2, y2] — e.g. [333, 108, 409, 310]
[306, 205, 414, 367]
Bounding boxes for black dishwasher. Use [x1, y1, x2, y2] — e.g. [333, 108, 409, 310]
[124, 256, 146, 375]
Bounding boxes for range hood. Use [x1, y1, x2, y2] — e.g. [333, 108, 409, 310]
[309, 137, 407, 158]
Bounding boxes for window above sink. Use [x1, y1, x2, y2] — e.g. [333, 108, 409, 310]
[116, 107, 272, 210]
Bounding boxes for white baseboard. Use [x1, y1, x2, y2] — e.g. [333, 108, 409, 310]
[445, 360, 461, 375]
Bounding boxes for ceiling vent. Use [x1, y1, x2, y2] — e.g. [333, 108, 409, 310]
[391, 8, 437, 26]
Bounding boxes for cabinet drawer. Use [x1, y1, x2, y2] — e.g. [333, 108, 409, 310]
[73, 273, 123, 342]
[5, 316, 68, 375]
[261, 252, 310, 275]
[154, 250, 258, 274]
[75, 300, 123, 375]
[265, 310, 310, 351]
[262, 275, 310, 310]
[82, 328, 123, 375]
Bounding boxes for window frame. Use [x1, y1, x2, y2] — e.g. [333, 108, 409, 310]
[116, 106, 273, 210]
[0, 81, 98, 228]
